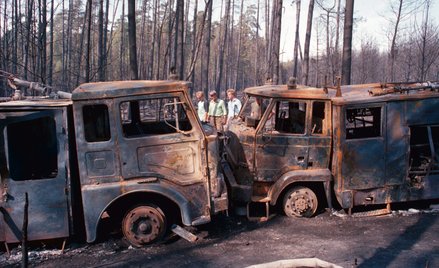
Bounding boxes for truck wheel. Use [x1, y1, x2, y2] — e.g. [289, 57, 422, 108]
[122, 204, 167, 247]
[283, 186, 318, 218]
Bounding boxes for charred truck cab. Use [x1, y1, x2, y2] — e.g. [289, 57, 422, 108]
[0, 80, 227, 247]
[223, 81, 439, 218]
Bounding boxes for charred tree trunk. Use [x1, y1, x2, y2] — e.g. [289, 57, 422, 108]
[190, 0, 198, 85]
[128, 0, 139, 80]
[216, 0, 231, 91]
[48, 0, 54, 85]
[103, 0, 110, 80]
[98, 0, 105, 81]
[271, 0, 283, 84]
[177, 0, 184, 79]
[234, 0, 244, 89]
[293, 0, 301, 79]
[85, 0, 92, 82]
[389, 0, 403, 81]
[255, 0, 261, 85]
[120, 0, 125, 80]
[303, 0, 314, 85]
[265, 0, 270, 79]
[202, 0, 213, 93]
[12, 0, 18, 74]
[40, 0, 47, 83]
[24, 0, 34, 80]
[341, 0, 354, 85]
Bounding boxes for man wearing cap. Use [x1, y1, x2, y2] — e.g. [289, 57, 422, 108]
[207, 91, 227, 132]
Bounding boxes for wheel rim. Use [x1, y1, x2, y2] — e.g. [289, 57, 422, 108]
[283, 187, 318, 217]
[122, 206, 166, 247]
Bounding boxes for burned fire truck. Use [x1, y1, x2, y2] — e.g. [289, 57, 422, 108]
[223, 80, 439, 219]
[0, 79, 228, 247]
[0, 77, 438, 248]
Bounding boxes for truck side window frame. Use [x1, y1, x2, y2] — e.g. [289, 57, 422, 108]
[5, 116, 58, 181]
[273, 100, 307, 135]
[311, 101, 328, 136]
[409, 125, 439, 179]
[345, 105, 383, 140]
[119, 96, 192, 138]
[83, 104, 111, 142]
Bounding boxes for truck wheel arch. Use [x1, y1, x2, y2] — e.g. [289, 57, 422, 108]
[87, 186, 192, 243]
[268, 169, 332, 207]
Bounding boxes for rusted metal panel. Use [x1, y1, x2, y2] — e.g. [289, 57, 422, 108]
[0, 107, 72, 243]
[332, 86, 439, 208]
[227, 81, 439, 214]
[72, 80, 191, 100]
[72, 82, 217, 242]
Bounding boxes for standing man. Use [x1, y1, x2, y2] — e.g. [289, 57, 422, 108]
[225, 89, 242, 129]
[195, 91, 208, 122]
[207, 91, 227, 132]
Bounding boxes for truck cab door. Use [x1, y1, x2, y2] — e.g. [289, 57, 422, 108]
[342, 105, 386, 189]
[0, 109, 70, 243]
[116, 94, 207, 187]
[254, 100, 310, 181]
[307, 101, 332, 169]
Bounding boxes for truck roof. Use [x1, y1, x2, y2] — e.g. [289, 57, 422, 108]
[0, 97, 72, 109]
[72, 80, 191, 100]
[244, 82, 439, 105]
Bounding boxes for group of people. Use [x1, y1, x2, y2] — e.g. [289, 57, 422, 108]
[195, 89, 242, 132]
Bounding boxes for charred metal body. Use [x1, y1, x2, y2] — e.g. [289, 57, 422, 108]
[223, 81, 439, 218]
[0, 80, 227, 246]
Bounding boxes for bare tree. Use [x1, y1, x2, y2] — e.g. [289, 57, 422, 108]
[120, 0, 125, 80]
[128, 0, 139, 80]
[85, 0, 92, 82]
[48, 0, 54, 85]
[317, 0, 336, 84]
[341, 0, 354, 85]
[234, 0, 245, 89]
[98, 0, 105, 81]
[416, 0, 439, 81]
[202, 0, 213, 94]
[387, 0, 421, 81]
[303, 0, 315, 85]
[270, 0, 283, 84]
[293, 0, 301, 79]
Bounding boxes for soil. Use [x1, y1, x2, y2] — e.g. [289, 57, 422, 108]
[1, 203, 439, 268]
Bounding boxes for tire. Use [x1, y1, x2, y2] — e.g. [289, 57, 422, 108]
[122, 204, 167, 247]
[283, 186, 318, 218]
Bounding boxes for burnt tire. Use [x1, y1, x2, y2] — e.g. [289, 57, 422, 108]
[122, 204, 167, 247]
[283, 186, 318, 218]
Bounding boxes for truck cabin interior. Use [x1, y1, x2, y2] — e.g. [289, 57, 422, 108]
[241, 96, 326, 136]
[119, 97, 192, 137]
[5, 116, 58, 180]
[345, 107, 381, 139]
[408, 125, 439, 185]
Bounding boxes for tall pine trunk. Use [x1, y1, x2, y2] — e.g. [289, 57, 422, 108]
[341, 0, 354, 85]
[128, 0, 139, 80]
[202, 0, 213, 94]
[216, 0, 231, 92]
[293, 0, 301, 79]
[303, 0, 314, 85]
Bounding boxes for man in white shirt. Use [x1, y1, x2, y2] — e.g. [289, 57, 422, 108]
[225, 89, 242, 130]
[195, 91, 208, 122]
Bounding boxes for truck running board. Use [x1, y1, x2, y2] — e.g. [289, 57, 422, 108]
[247, 196, 276, 221]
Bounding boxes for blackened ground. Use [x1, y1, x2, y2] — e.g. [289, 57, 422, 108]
[1, 202, 439, 268]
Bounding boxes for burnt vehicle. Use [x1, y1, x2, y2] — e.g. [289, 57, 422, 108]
[0, 79, 227, 247]
[223, 80, 439, 218]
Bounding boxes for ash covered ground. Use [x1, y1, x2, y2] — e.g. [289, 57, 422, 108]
[2, 203, 439, 268]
